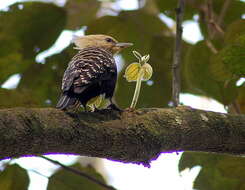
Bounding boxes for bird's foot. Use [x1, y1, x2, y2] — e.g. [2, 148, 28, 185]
[106, 103, 123, 112]
[93, 107, 103, 113]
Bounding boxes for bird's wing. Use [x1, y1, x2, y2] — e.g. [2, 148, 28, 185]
[61, 58, 106, 93]
[62, 61, 77, 92]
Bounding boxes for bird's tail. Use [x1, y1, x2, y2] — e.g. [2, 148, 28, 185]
[56, 93, 78, 110]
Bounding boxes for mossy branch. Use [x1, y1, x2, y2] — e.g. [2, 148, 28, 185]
[0, 107, 244, 166]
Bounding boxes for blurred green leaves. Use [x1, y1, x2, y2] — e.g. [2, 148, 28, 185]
[0, 2, 66, 58]
[220, 35, 245, 78]
[65, 0, 100, 29]
[0, 162, 108, 190]
[0, 2, 67, 103]
[0, 164, 29, 190]
[155, 0, 195, 20]
[179, 152, 245, 190]
[210, 21, 245, 82]
[0, 1, 245, 189]
[47, 163, 106, 190]
[184, 41, 238, 105]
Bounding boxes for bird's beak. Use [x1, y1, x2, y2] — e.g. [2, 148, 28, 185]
[115, 42, 133, 49]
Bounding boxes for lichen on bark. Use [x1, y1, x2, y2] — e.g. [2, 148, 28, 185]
[0, 106, 244, 166]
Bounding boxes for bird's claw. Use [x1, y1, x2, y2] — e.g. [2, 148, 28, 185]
[107, 103, 123, 112]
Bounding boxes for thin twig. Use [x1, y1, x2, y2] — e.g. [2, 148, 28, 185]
[205, 39, 218, 54]
[217, 0, 231, 27]
[206, 0, 215, 37]
[172, 0, 185, 107]
[204, 0, 231, 51]
[28, 169, 49, 178]
[212, 0, 231, 37]
[206, 0, 225, 38]
[210, 20, 225, 36]
[200, 0, 222, 52]
[40, 156, 116, 190]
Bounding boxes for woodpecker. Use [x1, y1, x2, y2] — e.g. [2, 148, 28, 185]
[56, 34, 133, 111]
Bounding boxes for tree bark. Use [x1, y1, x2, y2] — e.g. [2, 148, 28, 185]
[0, 107, 244, 166]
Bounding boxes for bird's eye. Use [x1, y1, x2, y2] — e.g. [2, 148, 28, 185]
[105, 38, 114, 43]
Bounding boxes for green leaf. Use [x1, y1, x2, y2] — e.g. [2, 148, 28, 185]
[124, 52, 152, 82]
[0, 34, 26, 85]
[0, 2, 66, 84]
[220, 35, 245, 78]
[210, 34, 245, 81]
[184, 41, 238, 105]
[0, 55, 31, 85]
[0, 164, 29, 190]
[195, 167, 240, 190]
[225, 19, 245, 44]
[0, 2, 66, 58]
[179, 152, 245, 190]
[142, 63, 153, 81]
[87, 94, 104, 111]
[209, 52, 234, 82]
[65, 0, 101, 30]
[47, 163, 107, 190]
[124, 62, 141, 82]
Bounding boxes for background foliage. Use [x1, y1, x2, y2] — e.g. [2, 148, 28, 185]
[0, 0, 244, 189]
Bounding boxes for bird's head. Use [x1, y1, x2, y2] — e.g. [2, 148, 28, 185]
[73, 34, 133, 54]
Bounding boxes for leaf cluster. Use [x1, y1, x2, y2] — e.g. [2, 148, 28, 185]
[0, 162, 107, 190]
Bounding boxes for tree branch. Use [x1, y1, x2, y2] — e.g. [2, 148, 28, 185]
[0, 107, 245, 167]
[172, 0, 185, 106]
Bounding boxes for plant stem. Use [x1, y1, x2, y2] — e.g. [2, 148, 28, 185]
[172, 0, 185, 107]
[130, 69, 144, 109]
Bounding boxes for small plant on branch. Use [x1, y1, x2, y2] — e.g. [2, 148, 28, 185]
[86, 94, 104, 112]
[124, 51, 153, 109]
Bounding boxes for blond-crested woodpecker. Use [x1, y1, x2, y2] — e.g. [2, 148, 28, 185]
[56, 34, 133, 111]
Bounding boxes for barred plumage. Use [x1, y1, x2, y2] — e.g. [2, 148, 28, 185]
[56, 34, 132, 111]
